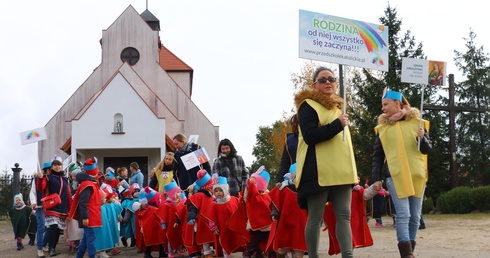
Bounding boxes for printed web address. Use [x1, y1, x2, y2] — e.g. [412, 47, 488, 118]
[304, 49, 365, 62]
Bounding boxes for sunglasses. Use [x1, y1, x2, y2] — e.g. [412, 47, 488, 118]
[315, 77, 336, 84]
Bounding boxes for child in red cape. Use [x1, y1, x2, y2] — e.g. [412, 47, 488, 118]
[268, 164, 307, 258]
[201, 174, 247, 258]
[134, 186, 166, 258]
[177, 169, 215, 258]
[154, 181, 186, 258]
[322, 180, 374, 255]
[228, 166, 276, 258]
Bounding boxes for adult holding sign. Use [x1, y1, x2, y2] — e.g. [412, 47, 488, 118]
[172, 133, 211, 194]
[371, 89, 432, 258]
[294, 67, 358, 258]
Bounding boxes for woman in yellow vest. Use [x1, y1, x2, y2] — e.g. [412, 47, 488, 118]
[149, 152, 175, 194]
[371, 89, 432, 258]
[294, 67, 358, 258]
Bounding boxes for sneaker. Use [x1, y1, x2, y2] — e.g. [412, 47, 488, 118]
[100, 251, 110, 258]
[37, 249, 46, 258]
[43, 246, 49, 252]
[375, 222, 383, 228]
[109, 248, 122, 256]
[176, 247, 186, 256]
[17, 243, 24, 250]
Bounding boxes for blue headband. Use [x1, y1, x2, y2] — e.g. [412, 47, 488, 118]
[383, 90, 403, 102]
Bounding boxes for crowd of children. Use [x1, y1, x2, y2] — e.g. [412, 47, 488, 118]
[9, 154, 384, 258]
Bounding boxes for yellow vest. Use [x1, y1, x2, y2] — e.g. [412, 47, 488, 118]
[154, 169, 174, 194]
[375, 119, 429, 198]
[296, 99, 358, 188]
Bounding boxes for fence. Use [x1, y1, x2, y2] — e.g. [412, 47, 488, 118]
[0, 175, 34, 219]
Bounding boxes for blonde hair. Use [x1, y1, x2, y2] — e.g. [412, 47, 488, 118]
[156, 152, 175, 170]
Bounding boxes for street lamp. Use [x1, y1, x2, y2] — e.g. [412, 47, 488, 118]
[11, 163, 22, 195]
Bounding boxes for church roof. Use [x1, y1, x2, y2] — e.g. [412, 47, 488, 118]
[159, 45, 193, 71]
[140, 9, 160, 31]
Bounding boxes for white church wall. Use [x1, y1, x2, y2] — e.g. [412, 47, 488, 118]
[72, 73, 165, 150]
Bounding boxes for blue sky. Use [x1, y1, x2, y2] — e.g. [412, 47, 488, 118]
[1, 0, 486, 175]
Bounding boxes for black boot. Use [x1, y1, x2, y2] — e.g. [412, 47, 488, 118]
[144, 246, 153, 258]
[159, 244, 167, 257]
[49, 248, 57, 257]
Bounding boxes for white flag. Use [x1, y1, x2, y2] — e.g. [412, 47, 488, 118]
[20, 127, 47, 145]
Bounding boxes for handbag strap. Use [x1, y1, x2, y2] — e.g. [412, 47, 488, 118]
[57, 175, 63, 195]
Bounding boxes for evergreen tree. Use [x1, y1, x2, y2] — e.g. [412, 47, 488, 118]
[453, 30, 490, 186]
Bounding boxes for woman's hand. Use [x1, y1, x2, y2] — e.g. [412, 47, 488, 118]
[417, 127, 425, 139]
[339, 113, 349, 127]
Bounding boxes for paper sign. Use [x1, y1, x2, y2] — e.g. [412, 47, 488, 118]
[20, 127, 47, 145]
[299, 9, 389, 71]
[188, 135, 199, 144]
[401, 57, 446, 85]
[62, 154, 73, 171]
[181, 148, 210, 170]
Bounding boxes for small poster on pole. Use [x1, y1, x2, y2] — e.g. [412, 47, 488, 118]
[20, 127, 47, 145]
[181, 148, 210, 170]
[401, 57, 446, 86]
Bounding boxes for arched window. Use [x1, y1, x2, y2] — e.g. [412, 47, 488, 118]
[114, 113, 124, 133]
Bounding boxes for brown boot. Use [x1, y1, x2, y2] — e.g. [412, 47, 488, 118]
[411, 240, 416, 251]
[397, 241, 414, 258]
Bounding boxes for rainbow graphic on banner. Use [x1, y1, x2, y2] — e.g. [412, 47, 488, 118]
[20, 127, 47, 145]
[27, 131, 40, 139]
[332, 17, 387, 53]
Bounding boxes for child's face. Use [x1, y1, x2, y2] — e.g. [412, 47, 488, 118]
[132, 191, 140, 198]
[175, 190, 182, 202]
[164, 154, 173, 166]
[214, 188, 224, 199]
[14, 198, 23, 205]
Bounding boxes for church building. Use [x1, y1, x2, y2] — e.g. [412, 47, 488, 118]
[38, 5, 219, 182]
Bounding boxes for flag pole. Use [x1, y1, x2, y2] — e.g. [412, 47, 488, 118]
[342, 65, 346, 141]
[418, 84, 426, 150]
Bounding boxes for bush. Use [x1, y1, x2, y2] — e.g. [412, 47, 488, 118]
[445, 187, 473, 214]
[421, 196, 434, 214]
[436, 192, 449, 213]
[469, 186, 490, 211]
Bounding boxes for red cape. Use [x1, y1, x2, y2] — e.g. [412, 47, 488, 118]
[176, 202, 201, 254]
[178, 192, 214, 253]
[323, 188, 374, 255]
[69, 180, 102, 227]
[267, 186, 307, 252]
[154, 201, 184, 251]
[135, 205, 166, 252]
[201, 196, 247, 255]
[228, 182, 272, 252]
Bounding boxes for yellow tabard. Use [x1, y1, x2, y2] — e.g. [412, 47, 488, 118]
[375, 119, 429, 198]
[296, 99, 358, 188]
